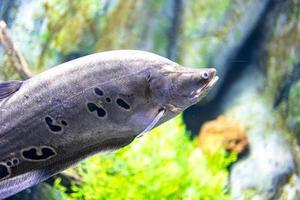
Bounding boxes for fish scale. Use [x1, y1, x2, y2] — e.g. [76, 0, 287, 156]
[0, 50, 218, 199]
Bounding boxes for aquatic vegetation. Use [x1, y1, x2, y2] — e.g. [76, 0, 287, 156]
[179, 0, 230, 67]
[55, 116, 236, 200]
[265, 0, 300, 98]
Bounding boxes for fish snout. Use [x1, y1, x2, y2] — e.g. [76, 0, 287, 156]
[200, 68, 217, 82]
[209, 68, 217, 79]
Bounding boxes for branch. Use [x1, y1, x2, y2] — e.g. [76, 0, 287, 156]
[0, 20, 33, 79]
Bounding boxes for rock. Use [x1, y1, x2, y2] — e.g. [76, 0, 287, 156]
[227, 94, 297, 200]
[230, 133, 295, 199]
[198, 115, 248, 155]
[273, 62, 300, 108]
[287, 81, 300, 137]
[278, 174, 300, 200]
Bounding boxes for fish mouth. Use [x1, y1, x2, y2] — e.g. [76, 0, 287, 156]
[190, 75, 219, 100]
[206, 75, 219, 88]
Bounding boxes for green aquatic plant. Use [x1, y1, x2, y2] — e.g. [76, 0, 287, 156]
[35, 0, 101, 69]
[179, 0, 230, 67]
[55, 116, 236, 200]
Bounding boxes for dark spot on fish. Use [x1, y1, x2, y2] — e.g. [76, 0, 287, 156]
[5, 158, 19, 167]
[116, 98, 130, 110]
[61, 120, 68, 126]
[22, 146, 56, 161]
[0, 164, 10, 180]
[6, 161, 12, 167]
[12, 158, 19, 165]
[94, 88, 104, 96]
[45, 116, 63, 133]
[87, 102, 106, 117]
[105, 97, 111, 103]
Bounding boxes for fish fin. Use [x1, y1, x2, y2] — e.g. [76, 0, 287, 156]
[136, 108, 165, 138]
[0, 80, 23, 101]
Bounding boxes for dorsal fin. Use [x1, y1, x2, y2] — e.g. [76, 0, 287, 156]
[0, 80, 23, 101]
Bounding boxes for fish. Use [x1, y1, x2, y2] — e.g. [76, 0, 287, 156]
[0, 50, 218, 198]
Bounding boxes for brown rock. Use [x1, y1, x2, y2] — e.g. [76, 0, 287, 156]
[198, 116, 248, 155]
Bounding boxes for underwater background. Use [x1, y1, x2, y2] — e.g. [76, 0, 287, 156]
[1, 0, 300, 199]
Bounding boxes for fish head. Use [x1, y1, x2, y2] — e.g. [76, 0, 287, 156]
[148, 65, 219, 114]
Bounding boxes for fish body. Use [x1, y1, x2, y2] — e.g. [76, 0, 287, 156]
[0, 50, 218, 198]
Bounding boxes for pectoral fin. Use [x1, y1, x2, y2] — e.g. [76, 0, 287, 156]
[136, 108, 165, 138]
[0, 80, 23, 101]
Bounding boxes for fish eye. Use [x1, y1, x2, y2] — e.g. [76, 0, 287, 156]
[201, 71, 209, 79]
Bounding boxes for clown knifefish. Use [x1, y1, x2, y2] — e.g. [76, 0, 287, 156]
[0, 50, 218, 198]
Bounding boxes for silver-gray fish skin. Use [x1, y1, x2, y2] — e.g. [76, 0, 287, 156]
[0, 50, 218, 198]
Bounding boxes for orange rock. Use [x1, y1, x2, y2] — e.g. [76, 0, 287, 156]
[198, 116, 248, 155]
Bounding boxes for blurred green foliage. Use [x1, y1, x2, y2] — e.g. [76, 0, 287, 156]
[35, 0, 101, 70]
[1, 0, 234, 77]
[179, 0, 230, 67]
[30, 0, 169, 71]
[54, 116, 236, 200]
